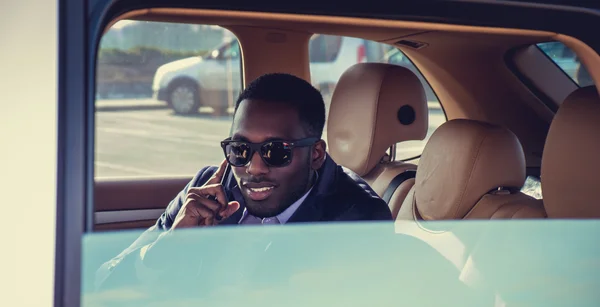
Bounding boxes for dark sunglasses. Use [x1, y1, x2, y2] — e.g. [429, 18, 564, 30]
[220, 137, 319, 167]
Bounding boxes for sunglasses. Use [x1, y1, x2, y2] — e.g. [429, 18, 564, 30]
[220, 137, 319, 167]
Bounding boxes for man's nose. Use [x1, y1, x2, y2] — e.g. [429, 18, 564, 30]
[246, 151, 269, 175]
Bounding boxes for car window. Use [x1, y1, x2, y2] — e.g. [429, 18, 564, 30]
[214, 40, 240, 59]
[521, 176, 542, 199]
[96, 21, 241, 178]
[537, 41, 593, 87]
[82, 221, 600, 306]
[309, 34, 343, 63]
[309, 35, 446, 161]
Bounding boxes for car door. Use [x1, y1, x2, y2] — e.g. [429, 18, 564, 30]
[39, 1, 600, 307]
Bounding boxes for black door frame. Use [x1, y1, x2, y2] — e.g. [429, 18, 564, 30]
[55, 1, 600, 306]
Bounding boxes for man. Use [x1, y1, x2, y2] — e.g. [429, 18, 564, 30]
[96, 73, 392, 289]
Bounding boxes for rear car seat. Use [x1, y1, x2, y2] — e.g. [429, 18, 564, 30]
[467, 89, 600, 304]
[541, 86, 600, 218]
[326, 63, 429, 218]
[397, 119, 546, 221]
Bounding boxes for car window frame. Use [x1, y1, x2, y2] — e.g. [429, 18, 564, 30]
[506, 43, 582, 114]
[56, 0, 88, 306]
[536, 41, 583, 88]
[58, 2, 600, 307]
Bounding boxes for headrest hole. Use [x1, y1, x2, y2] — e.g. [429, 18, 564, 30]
[397, 105, 416, 125]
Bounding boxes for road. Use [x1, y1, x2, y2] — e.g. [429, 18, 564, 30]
[95, 101, 446, 178]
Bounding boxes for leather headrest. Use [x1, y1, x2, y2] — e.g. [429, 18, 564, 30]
[327, 63, 428, 176]
[541, 86, 600, 218]
[415, 119, 526, 220]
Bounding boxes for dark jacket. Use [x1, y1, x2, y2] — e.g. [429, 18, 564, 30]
[159, 154, 391, 227]
[94, 154, 391, 289]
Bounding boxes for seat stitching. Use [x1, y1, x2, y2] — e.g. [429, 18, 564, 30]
[509, 205, 530, 218]
[453, 131, 488, 219]
[362, 65, 389, 175]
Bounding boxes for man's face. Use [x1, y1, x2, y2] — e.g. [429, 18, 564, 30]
[229, 99, 326, 218]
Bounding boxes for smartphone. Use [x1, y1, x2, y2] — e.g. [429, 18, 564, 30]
[213, 163, 231, 221]
[221, 163, 231, 201]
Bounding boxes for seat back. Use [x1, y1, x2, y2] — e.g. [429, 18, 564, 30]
[541, 86, 600, 218]
[397, 119, 546, 221]
[327, 62, 429, 218]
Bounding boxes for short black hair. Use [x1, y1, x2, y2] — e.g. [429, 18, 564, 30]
[234, 73, 326, 138]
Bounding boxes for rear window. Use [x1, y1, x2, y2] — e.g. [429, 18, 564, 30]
[537, 42, 593, 87]
[309, 34, 343, 63]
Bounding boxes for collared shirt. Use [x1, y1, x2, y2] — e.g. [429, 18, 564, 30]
[238, 186, 313, 224]
[238, 172, 318, 225]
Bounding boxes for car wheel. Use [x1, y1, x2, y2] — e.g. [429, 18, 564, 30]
[168, 82, 200, 114]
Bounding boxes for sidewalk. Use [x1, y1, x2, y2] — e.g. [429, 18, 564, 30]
[96, 98, 443, 112]
[96, 99, 167, 112]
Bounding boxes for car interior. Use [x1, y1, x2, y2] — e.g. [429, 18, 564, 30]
[94, 7, 600, 234]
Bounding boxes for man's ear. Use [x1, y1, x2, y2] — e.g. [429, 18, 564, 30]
[311, 139, 327, 170]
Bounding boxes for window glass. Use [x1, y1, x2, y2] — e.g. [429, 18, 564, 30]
[309, 34, 343, 63]
[96, 21, 241, 178]
[309, 35, 446, 161]
[521, 176, 542, 200]
[213, 40, 240, 59]
[537, 41, 594, 87]
[82, 221, 600, 306]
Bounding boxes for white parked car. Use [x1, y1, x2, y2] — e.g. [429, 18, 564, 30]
[152, 34, 379, 114]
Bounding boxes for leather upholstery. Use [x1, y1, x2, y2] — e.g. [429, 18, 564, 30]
[326, 63, 429, 218]
[541, 86, 600, 218]
[397, 186, 546, 221]
[399, 119, 546, 221]
[327, 62, 428, 176]
[362, 163, 418, 218]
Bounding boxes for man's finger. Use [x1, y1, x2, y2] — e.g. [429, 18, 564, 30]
[187, 193, 221, 211]
[219, 201, 241, 220]
[188, 184, 228, 206]
[206, 159, 229, 185]
[173, 198, 217, 229]
[186, 199, 220, 226]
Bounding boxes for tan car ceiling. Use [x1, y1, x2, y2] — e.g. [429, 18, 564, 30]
[106, 8, 600, 168]
[393, 31, 553, 166]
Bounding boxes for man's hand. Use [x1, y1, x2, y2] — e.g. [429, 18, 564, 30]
[172, 160, 240, 228]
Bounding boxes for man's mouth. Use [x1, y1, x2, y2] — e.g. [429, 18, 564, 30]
[242, 183, 276, 201]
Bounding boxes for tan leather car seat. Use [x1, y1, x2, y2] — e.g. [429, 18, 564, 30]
[327, 63, 429, 218]
[397, 119, 546, 221]
[541, 86, 600, 218]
